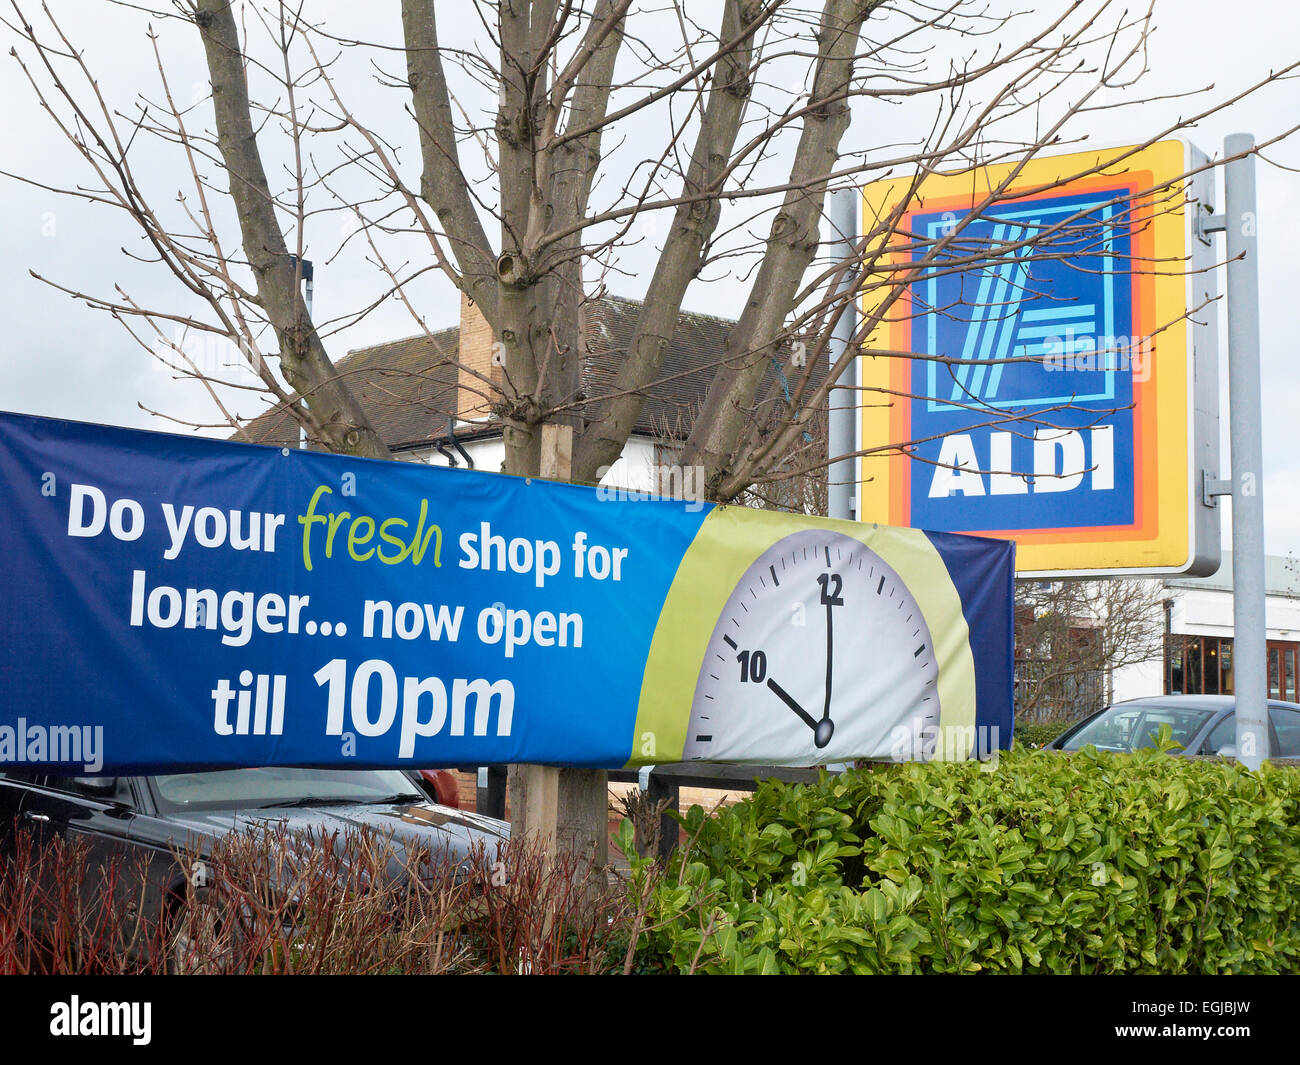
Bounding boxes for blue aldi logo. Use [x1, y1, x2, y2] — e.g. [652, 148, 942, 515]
[905, 188, 1140, 533]
[862, 140, 1215, 576]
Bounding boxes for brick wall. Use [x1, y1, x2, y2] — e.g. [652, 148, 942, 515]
[453, 770, 479, 811]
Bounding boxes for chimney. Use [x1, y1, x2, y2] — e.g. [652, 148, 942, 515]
[458, 291, 502, 421]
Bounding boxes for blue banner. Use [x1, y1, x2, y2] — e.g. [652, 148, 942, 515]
[0, 411, 1013, 773]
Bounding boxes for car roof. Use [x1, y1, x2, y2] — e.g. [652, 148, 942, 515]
[1112, 695, 1235, 711]
[1109, 695, 1300, 712]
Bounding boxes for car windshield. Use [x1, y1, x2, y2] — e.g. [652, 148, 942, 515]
[151, 768, 422, 812]
[1060, 704, 1216, 753]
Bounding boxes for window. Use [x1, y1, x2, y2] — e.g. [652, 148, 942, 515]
[1203, 715, 1237, 755]
[1168, 642, 1184, 694]
[1186, 640, 1203, 694]
[1061, 705, 1215, 753]
[1070, 707, 1142, 750]
[1270, 708, 1300, 758]
[1170, 637, 1300, 699]
[1264, 643, 1300, 701]
[150, 768, 419, 813]
[45, 776, 135, 806]
[1129, 707, 1214, 751]
[1203, 640, 1222, 694]
[1166, 636, 1237, 696]
[1204, 710, 1300, 757]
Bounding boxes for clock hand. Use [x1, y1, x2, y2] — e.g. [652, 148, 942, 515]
[815, 568, 843, 731]
[766, 677, 835, 749]
[766, 677, 818, 732]
[823, 590, 834, 723]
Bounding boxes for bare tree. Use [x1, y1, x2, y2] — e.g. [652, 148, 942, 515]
[5, 0, 1296, 496]
[1014, 578, 1165, 722]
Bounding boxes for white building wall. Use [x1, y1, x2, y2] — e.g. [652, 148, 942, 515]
[1108, 586, 1300, 703]
[417, 435, 506, 475]
[589, 437, 661, 492]
[415, 433, 661, 492]
[1171, 588, 1300, 640]
[1111, 657, 1165, 703]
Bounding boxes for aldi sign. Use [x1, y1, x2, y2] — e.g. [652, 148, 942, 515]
[859, 141, 1221, 576]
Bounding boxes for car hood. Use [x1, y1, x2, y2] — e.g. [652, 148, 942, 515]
[160, 800, 509, 869]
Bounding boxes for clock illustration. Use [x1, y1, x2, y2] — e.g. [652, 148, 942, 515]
[681, 528, 941, 764]
[629, 508, 977, 766]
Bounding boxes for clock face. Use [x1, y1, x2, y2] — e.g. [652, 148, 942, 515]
[682, 529, 942, 763]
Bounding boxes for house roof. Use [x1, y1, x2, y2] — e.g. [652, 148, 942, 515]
[237, 295, 822, 452]
[582, 295, 739, 441]
[238, 325, 461, 451]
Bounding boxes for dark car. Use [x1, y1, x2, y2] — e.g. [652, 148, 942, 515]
[1045, 694, 1300, 757]
[0, 766, 509, 968]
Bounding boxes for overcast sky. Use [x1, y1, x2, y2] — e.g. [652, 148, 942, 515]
[2, 1, 1298, 561]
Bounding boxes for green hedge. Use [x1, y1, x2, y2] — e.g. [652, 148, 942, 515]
[1013, 720, 1075, 748]
[628, 746, 1300, 973]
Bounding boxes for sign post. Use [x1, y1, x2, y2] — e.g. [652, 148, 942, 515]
[514, 422, 609, 863]
[827, 187, 859, 523]
[1219, 134, 1269, 768]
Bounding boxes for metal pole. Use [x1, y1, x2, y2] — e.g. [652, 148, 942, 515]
[827, 188, 858, 521]
[1224, 133, 1269, 769]
[295, 257, 314, 451]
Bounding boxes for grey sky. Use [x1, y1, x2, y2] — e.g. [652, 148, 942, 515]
[1, 1, 1297, 559]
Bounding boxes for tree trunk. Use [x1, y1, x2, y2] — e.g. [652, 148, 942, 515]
[195, 0, 389, 459]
